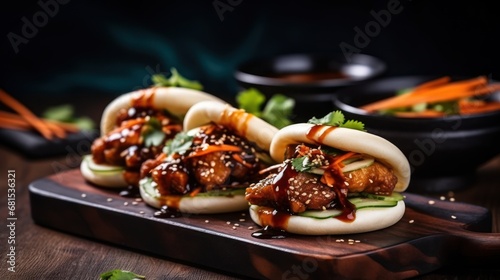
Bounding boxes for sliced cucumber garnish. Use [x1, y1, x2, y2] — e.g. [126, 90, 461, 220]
[298, 209, 342, 219]
[83, 155, 124, 173]
[342, 157, 374, 172]
[139, 177, 245, 198]
[295, 192, 404, 219]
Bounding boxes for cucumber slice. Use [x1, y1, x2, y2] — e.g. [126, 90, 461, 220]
[342, 157, 374, 172]
[352, 192, 405, 202]
[348, 197, 398, 209]
[295, 194, 403, 219]
[139, 177, 245, 198]
[298, 209, 342, 219]
[83, 155, 124, 173]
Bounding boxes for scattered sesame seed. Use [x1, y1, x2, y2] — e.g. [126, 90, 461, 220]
[440, 196, 446, 201]
[226, 221, 231, 225]
[135, 198, 142, 202]
[132, 201, 138, 205]
[449, 198, 455, 202]
[248, 226, 254, 230]
[451, 215, 457, 219]
[139, 211, 145, 214]
[428, 200, 435, 205]
[124, 202, 129, 206]
[368, 179, 373, 183]
[107, 198, 113, 202]
[409, 220, 415, 223]
[81, 194, 87, 198]
[344, 181, 349, 186]
[205, 220, 210, 223]
[239, 219, 246, 222]
[232, 226, 237, 230]
[234, 223, 240, 227]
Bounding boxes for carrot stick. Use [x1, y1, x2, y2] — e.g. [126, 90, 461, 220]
[186, 144, 242, 159]
[460, 101, 500, 115]
[361, 76, 492, 112]
[0, 89, 53, 139]
[0, 110, 79, 134]
[333, 151, 358, 167]
[394, 110, 446, 118]
[411, 76, 451, 92]
[0, 116, 32, 129]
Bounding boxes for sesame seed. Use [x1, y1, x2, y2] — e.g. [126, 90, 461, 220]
[451, 215, 457, 219]
[234, 223, 240, 227]
[232, 226, 237, 230]
[440, 196, 446, 201]
[369, 179, 373, 183]
[344, 181, 349, 186]
[248, 226, 254, 230]
[226, 221, 231, 225]
[81, 194, 87, 198]
[135, 198, 142, 202]
[409, 220, 415, 223]
[449, 198, 456, 202]
[132, 201, 138, 205]
[205, 220, 210, 223]
[428, 200, 435, 205]
[107, 198, 113, 202]
[124, 202, 129, 206]
[139, 211, 145, 214]
[275, 186, 279, 192]
[239, 219, 246, 222]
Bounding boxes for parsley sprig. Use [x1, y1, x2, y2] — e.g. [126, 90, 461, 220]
[100, 269, 146, 280]
[236, 88, 295, 129]
[151, 68, 203, 90]
[308, 110, 365, 131]
[162, 131, 194, 156]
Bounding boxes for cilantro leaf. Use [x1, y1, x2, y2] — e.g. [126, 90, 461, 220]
[42, 104, 95, 130]
[152, 68, 203, 90]
[307, 110, 365, 131]
[261, 94, 295, 129]
[291, 156, 311, 172]
[100, 269, 146, 280]
[236, 88, 295, 128]
[142, 117, 166, 147]
[163, 132, 193, 155]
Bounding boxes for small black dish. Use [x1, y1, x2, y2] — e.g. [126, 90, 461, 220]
[332, 75, 500, 193]
[0, 128, 98, 159]
[235, 53, 386, 121]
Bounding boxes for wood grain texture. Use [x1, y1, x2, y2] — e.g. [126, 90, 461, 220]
[28, 168, 500, 279]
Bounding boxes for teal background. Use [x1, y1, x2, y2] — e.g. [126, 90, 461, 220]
[2, 0, 499, 102]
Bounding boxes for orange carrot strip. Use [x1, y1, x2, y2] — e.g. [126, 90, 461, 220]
[186, 144, 242, 159]
[393, 110, 446, 118]
[189, 187, 202, 197]
[361, 76, 493, 112]
[460, 101, 500, 115]
[0, 110, 78, 134]
[333, 151, 358, 167]
[232, 153, 254, 169]
[0, 89, 53, 139]
[412, 76, 451, 92]
[0, 116, 32, 129]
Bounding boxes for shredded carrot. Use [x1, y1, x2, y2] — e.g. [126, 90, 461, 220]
[189, 187, 202, 197]
[393, 110, 446, 118]
[333, 151, 358, 167]
[411, 76, 451, 92]
[0, 110, 79, 136]
[459, 100, 500, 115]
[186, 144, 242, 159]
[232, 153, 254, 169]
[0, 89, 54, 139]
[361, 76, 496, 112]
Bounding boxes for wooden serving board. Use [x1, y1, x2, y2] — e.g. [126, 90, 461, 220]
[29, 169, 500, 279]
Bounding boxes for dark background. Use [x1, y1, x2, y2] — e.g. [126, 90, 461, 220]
[2, 0, 499, 103]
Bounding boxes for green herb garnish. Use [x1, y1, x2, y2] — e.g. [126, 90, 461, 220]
[236, 88, 295, 128]
[42, 104, 95, 130]
[141, 117, 166, 147]
[163, 131, 193, 156]
[151, 68, 203, 90]
[100, 269, 146, 280]
[308, 110, 365, 131]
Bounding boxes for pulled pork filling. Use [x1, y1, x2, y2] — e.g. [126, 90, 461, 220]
[91, 107, 182, 186]
[141, 123, 270, 196]
[245, 144, 397, 214]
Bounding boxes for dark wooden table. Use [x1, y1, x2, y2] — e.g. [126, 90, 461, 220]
[1, 95, 500, 279]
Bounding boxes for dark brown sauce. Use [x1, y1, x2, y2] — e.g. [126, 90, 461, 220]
[271, 71, 348, 83]
[119, 185, 141, 198]
[306, 124, 337, 143]
[132, 88, 156, 108]
[252, 225, 288, 239]
[220, 107, 253, 138]
[153, 205, 182, 218]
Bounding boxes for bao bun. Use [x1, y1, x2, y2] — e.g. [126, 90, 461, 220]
[81, 87, 225, 188]
[249, 123, 411, 235]
[140, 101, 279, 214]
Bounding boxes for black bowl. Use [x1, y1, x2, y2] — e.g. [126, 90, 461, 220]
[332, 76, 500, 193]
[235, 53, 386, 121]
